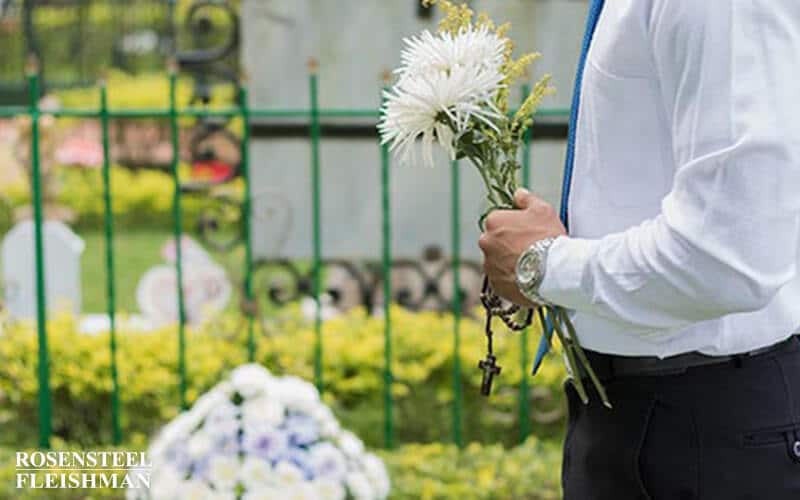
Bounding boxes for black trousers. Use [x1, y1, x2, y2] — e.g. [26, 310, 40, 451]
[562, 336, 800, 500]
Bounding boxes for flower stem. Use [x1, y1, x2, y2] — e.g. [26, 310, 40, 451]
[549, 307, 589, 404]
[469, 156, 503, 208]
[557, 307, 612, 408]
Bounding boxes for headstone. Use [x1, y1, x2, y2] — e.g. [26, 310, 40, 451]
[2, 220, 85, 318]
[136, 235, 232, 327]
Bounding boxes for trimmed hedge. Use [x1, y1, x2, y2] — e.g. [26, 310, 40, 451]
[56, 71, 236, 111]
[380, 438, 561, 499]
[2, 166, 243, 232]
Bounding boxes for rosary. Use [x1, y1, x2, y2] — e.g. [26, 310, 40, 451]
[478, 276, 534, 396]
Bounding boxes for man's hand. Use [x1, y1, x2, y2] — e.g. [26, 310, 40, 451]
[478, 188, 567, 306]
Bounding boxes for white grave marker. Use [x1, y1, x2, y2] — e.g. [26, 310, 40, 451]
[2, 220, 85, 318]
[136, 235, 231, 326]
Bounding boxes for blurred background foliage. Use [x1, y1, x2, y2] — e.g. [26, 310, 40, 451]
[57, 70, 237, 110]
[0, 0, 240, 103]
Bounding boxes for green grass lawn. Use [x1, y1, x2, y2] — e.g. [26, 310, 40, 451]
[2, 226, 313, 315]
[79, 228, 251, 313]
[79, 229, 169, 313]
[1, 228, 237, 314]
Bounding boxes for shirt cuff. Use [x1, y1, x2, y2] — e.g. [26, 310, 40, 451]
[538, 236, 599, 310]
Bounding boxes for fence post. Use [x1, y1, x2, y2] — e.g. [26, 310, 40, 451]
[168, 65, 188, 410]
[27, 60, 51, 449]
[380, 75, 394, 449]
[451, 159, 463, 448]
[100, 80, 122, 444]
[239, 83, 256, 362]
[308, 59, 323, 393]
[518, 84, 532, 443]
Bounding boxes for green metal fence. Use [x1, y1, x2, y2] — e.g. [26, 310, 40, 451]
[0, 64, 569, 450]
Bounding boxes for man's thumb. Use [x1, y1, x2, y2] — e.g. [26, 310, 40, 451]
[514, 187, 533, 209]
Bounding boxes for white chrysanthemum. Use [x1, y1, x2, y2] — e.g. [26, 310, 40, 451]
[273, 375, 322, 413]
[179, 480, 215, 500]
[208, 455, 241, 491]
[379, 26, 506, 167]
[337, 431, 365, 460]
[239, 456, 275, 488]
[241, 395, 285, 428]
[274, 460, 305, 485]
[190, 389, 228, 420]
[313, 477, 347, 500]
[242, 489, 282, 500]
[141, 465, 182, 500]
[203, 400, 240, 436]
[212, 492, 237, 500]
[311, 405, 340, 438]
[309, 442, 348, 479]
[396, 26, 505, 83]
[380, 63, 504, 167]
[284, 482, 319, 500]
[362, 453, 390, 498]
[242, 424, 289, 460]
[345, 471, 374, 500]
[187, 429, 214, 459]
[230, 363, 276, 398]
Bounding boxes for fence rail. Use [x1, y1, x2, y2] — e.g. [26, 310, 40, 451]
[2, 66, 569, 450]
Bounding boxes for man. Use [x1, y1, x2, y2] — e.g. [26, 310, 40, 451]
[478, 1, 800, 498]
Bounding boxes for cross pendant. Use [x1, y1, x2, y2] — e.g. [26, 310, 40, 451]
[478, 354, 502, 396]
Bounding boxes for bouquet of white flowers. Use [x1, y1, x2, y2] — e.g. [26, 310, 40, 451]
[379, 0, 609, 407]
[128, 364, 390, 500]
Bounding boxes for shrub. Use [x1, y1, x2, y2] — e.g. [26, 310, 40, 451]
[2, 165, 243, 231]
[55, 70, 242, 135]
[380, 437, 562, 500]
[0, 306, 567, 450]
[56, 70, 236, 111]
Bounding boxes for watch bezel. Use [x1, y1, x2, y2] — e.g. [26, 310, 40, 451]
[515, 243, 542, 288]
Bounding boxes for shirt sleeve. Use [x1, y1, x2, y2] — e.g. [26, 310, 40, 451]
[538, 0, 800, 335]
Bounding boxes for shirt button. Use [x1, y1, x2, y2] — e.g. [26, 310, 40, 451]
[793, 440, 800, 459]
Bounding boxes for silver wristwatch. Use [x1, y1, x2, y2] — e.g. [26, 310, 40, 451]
[515, 237, 557, 306]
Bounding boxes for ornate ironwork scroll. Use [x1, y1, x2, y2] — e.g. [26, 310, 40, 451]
[249, 253, 485, 315]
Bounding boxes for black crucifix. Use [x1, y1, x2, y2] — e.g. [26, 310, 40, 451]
[478, 276, 533, 397]
[479, 353, 502, 396]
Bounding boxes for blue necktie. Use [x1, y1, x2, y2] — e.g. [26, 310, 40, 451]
[532, 0, 606, 376]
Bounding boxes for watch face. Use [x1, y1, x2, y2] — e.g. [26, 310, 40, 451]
[516, 250, 540, 286]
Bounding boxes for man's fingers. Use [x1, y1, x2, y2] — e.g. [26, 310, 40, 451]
[478, 233, 490, 253]
[484, 211, 503, 231]
[514, 187, 534, 209]
[484, 209, 516, 231]
[515, 188, 558, 220]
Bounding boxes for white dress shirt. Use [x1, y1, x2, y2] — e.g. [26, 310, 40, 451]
[539, 0, 800, 357]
